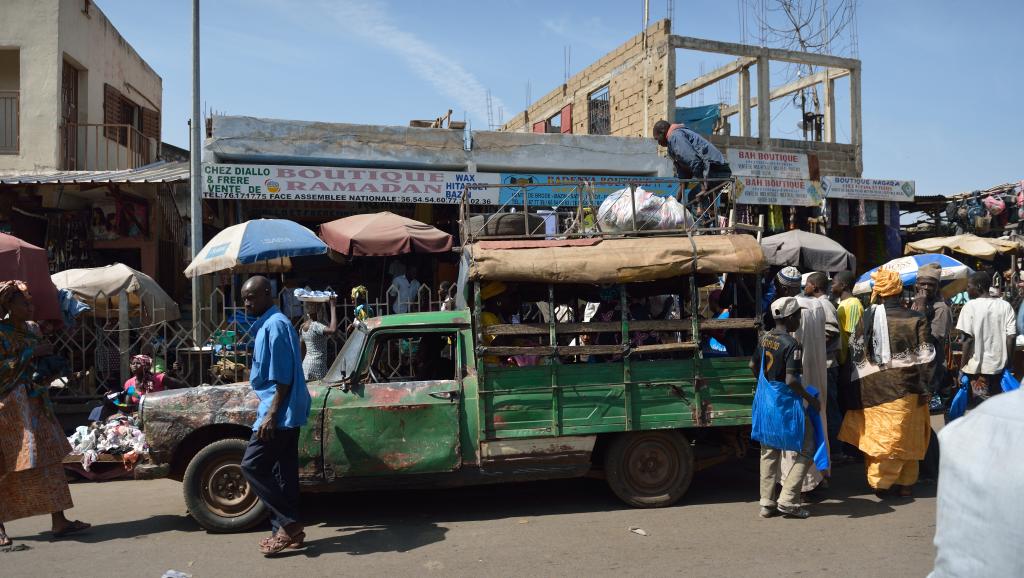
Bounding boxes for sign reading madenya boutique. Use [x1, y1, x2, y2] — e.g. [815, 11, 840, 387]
[727, 149, 810, 180]
[497, 174, 680, 206]
[733, 176, 822, 207]
[202, 164, 501, 205]
[821, 177, 916, 202]
[202, 163, 682, 207]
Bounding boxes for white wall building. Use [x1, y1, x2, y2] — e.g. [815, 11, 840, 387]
[0, 0, 162, 174]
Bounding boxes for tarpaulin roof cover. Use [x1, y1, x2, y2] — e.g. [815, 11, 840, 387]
[467, 234, 765, 284]
[52, 263, 180, 323]
[0, 233, 61, 322]
[905, 234, 1022, 261]
[760, 229, 857, 273]
[674, 104, 720, 136]
[320, 212, 453, 257]
[185, 219, 326, 278]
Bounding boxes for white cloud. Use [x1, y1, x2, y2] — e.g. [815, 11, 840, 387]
[314, 0, 505, 126]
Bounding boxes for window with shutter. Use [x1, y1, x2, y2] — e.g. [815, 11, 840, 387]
[141, 108, 160, 140]
[103, 83, 121, 140]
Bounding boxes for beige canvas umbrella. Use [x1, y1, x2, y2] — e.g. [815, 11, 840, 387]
[52, 263, 180, 323]
[905, 234, 1023, 261]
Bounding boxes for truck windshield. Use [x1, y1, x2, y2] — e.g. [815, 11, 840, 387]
[323, 324, 368, 384]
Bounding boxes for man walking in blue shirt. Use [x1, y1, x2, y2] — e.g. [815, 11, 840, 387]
[239, 276, 312, 556]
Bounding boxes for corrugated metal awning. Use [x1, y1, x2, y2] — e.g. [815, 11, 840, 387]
[0, 161, 189, 185]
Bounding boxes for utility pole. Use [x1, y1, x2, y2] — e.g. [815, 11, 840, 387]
[190, 0, 203, 342]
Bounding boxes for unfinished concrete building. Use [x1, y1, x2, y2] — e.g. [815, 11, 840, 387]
[501, 19, 862, 180]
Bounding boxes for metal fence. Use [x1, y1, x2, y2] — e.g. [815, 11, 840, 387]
[50, 281, 454, 398]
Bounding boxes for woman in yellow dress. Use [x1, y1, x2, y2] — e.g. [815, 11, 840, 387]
[839, 268, 934, 497]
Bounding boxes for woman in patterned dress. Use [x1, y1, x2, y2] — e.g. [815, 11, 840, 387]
[0, 281, 90, 547]
[299, 294, 337, 381]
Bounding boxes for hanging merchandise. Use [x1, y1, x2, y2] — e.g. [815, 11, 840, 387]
[46, 211, 93, 273]
[768, 205, 784, 231]
[836, 199, 850, 226]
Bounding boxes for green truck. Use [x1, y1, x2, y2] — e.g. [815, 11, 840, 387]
[140, 231, 766, 532]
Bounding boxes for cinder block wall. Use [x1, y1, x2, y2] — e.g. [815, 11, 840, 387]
[502, 19, 672, 139]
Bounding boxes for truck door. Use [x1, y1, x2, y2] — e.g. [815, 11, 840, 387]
[322, 329, 462, 479]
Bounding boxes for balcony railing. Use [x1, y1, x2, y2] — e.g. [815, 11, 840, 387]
[60, 123, 156, 171]
[0, 90, 17, 154]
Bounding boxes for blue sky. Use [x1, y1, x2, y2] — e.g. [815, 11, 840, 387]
[98, 0, 1022, 197]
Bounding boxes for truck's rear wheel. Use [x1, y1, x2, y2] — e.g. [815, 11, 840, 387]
[604, 430, 694, 508]
[182, 438, 267, 532]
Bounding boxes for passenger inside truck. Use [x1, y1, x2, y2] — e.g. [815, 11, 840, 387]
[365, 332, 456, 383]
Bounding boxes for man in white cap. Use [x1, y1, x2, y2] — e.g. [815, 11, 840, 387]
[775, 266, 833, 491]
[751, 296, 820, 519]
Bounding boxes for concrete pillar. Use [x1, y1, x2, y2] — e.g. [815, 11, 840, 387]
[824, 75, 836, 143]
[664, 39, 676, 129]
[738, 68, 751, 137]
[757, 55, 770, 148]
[849, 66, 862, 174]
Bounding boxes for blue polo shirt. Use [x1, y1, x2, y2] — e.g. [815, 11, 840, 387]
[249, 305, 311, 430]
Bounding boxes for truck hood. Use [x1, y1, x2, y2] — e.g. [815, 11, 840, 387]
[141, 384, 259, 457]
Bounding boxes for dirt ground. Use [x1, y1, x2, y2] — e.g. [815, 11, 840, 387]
[2, 452, 937, 578]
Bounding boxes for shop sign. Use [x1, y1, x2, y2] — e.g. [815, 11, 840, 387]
[727, 149, 810, 180]
[821, 177, 916, 202]
[201, 163, 501, 205]
[202, 163, 682, 207]
[497, 174, 681, 207]
[733, 177, 822, 207]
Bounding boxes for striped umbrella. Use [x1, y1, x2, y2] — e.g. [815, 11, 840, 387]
[184, 219, 328, 278]
[853, 253, 973, 299]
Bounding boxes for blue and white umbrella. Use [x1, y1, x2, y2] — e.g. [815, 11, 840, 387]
[185, 219, 328, 278]
[853, 253, 973, 299]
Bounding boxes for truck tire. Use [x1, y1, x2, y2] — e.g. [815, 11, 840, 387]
[182, 438, 267, 532]
[604, 430, 694, 508]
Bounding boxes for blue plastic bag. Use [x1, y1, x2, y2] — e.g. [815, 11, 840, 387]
[751, 353, 806, 452]
[1001, 369, 1020, 393]
[805, 385, 831, 473]
[949, 370, 1020, 422]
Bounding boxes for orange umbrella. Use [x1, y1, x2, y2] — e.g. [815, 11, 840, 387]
[0, 232, 61, 323]
[319, 212, 453, 256]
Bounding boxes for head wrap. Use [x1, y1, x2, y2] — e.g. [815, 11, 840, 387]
[776, 267, 802, 288]
[917, 263, 941, 283]
[480, 281, 507, 302]
[0, 280, 30, 319]
[351, 285, 368, 301]
[131, 354, 154, 373]
[871, 268, 903, 302]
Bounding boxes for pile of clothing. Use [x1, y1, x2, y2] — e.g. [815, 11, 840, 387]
[597, 186, 695, 232]
[67, 414, 148, 471]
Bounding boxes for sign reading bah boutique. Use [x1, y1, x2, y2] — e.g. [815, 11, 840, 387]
[202, 164, 682, 207]
[727, 149, 810, 180]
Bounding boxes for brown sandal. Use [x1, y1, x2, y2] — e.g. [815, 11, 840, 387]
[260, 530, 305, 556]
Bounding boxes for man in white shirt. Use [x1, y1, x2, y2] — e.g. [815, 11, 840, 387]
[389, 264, 422, 314]
[956, 271, 1017, 409]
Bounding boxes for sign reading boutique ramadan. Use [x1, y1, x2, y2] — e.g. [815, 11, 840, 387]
[202, 164, 500, 205]
[202, 163, 681, 207]
[727, 149, 810, 180]
[821, 176, 916, 202]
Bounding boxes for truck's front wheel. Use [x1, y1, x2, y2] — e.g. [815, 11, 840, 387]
[183, 438, 267, 532]
[604, 430, 694, 508]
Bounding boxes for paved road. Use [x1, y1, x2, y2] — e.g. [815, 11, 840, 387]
[3, 454, 937, 578]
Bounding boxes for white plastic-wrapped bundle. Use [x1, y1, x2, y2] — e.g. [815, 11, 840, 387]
[596, 187, 694, 232]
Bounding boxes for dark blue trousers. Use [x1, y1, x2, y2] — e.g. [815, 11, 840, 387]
[240, 427, 300, 533]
